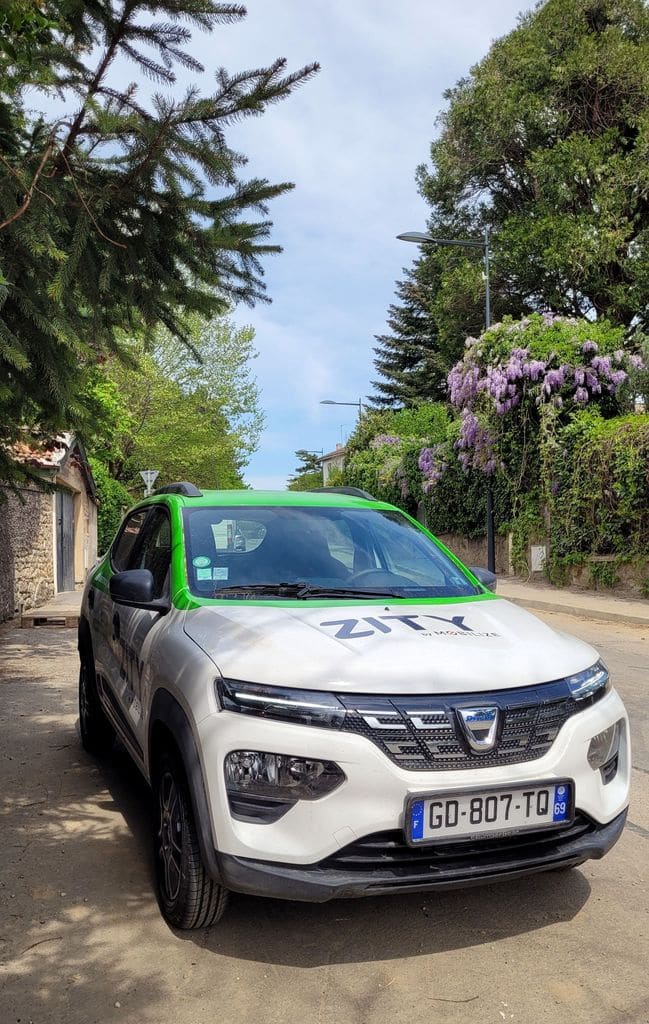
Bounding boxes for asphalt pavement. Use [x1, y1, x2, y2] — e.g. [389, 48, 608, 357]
[0, 608, 648, 1024]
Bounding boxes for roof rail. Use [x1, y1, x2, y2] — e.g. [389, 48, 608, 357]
[310, 486, 376, 501]
[153, 482, 203, 497]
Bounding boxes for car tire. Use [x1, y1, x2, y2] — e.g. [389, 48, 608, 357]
[154, 751, 228, 929]
[79, 647, 115, 756]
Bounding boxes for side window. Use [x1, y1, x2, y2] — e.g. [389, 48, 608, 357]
[111, 510, 148, 572]
[133, 509, 171, 599]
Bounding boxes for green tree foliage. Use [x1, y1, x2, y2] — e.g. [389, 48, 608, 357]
[341, 405, 452, 512]
[88, 456, 132, 554]
[89, 313, 262, 492]
[287, 449, 323, 491]
[374, 0, 649, 404]
[151, 311, 264, 463]
[0, 1, 318, 484]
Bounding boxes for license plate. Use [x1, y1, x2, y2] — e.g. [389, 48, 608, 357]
[407, 781, 573, 845]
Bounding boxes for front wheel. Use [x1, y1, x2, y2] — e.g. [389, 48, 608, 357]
[154, 752, 228, 929]
[79, 650, 115, 756]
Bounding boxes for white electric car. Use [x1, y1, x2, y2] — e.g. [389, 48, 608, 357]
[78, 484, 630, 929]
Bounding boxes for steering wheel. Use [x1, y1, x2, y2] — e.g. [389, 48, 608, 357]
[346, 568, 414, 587]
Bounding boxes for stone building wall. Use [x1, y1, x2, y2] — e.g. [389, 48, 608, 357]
[0, 486, 55, 621]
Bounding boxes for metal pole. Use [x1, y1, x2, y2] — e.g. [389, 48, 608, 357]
[484, 225, 491, 330]
[484, 224, 496, 574]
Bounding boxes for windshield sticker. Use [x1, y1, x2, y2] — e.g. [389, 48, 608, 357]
[193, 555, 211, 568]
[319, 614, 501, 640]
[196, 567, 213, 581]
[213, 567, 229, 580]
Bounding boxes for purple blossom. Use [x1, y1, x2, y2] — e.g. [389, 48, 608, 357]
[574, 386, 589, 404]
[574, 368, 585, 386]
[370, 434, 401, 449]
[610, 369, 627, 387]
[630, 354, 645, 370]
[418, 447, 434, 474]
[581, 340, 598, 355]
[419, 444, 448, 490]
[591, 355, 612, 378]
[542, 367, 566, 395]
[524, 360, 547, 382]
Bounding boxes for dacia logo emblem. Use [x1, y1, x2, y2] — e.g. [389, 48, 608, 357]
[456, 706, 500, 753]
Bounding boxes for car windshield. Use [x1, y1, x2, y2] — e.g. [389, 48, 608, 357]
[183, 505, 481, 599]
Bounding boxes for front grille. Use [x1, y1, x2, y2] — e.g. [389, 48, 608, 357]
[339, 679, 581, 771]
[321, 816, 594, 876]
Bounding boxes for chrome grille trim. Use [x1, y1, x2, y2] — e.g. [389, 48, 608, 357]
[338, 679, 581, 771]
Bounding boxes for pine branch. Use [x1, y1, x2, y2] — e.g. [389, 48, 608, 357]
[0, 138, 56, 230]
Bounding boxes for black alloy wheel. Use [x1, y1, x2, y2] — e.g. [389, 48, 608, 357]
[154, 752, 228, 929]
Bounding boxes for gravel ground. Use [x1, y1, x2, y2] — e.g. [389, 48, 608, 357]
[0, 613, 648, 1024]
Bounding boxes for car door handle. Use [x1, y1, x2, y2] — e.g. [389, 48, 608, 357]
[112, 612, 121, 641]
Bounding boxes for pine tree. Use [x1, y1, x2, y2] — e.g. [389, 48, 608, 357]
[287, 449, 323, 490]
[0, 1, 318, 484]
[370, 263, 447, 407]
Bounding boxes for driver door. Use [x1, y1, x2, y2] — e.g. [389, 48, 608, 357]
[102, 505, 172, 766]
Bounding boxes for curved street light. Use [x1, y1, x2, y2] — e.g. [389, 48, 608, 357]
[320, 398, 364, 420]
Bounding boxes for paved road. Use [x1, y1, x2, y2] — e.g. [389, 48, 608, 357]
[0, 611, 648, 1024]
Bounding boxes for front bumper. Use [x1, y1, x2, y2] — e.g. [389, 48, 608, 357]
[198, 687, 630, 868]
[218, 808, 628, 902]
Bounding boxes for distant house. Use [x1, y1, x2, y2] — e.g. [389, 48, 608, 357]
[319, 444, 347, 484]
[0, 434, 98, 622]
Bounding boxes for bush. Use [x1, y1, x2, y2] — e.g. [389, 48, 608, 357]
[89, 458, 132, 554]
[548, 411, 649, 561]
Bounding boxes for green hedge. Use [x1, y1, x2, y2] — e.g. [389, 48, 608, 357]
[548, 411, 649, 561]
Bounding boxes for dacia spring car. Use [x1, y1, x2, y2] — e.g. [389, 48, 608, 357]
[78, 484, 630, 929]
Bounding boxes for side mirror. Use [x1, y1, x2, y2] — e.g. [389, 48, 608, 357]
[109, 569, 169, 613]
[469, 566, 497, 593]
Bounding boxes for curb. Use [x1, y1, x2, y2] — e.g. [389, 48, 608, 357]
[500, 591, 649, 628]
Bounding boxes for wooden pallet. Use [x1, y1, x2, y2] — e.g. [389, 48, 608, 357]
[20, 612, 79, 628]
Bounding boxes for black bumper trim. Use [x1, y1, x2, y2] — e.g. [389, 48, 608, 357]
[216, 808, 628, 903]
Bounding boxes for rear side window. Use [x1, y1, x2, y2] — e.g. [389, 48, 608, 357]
[111, 510, 147, 572]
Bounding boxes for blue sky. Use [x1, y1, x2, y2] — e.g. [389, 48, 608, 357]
[200, 1, 527, 488]
[46, 1, 528, 487]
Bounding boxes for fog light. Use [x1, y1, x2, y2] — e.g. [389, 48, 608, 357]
[587, 720, 623, 770]
[224, 750, 345, 802]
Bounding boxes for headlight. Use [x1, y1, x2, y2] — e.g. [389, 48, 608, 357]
[224, 750, 345, 803]
[217, 678, 346, 729]
[587, 720, 623, 770]
[566, 660, 610, 704]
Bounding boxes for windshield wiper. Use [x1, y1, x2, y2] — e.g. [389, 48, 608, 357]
[213, 583, 302, 598]
[293, 585, 401, 599]
[213, 582, 401, 600]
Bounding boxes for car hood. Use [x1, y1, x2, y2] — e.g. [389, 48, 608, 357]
[183, 596, 599, 695]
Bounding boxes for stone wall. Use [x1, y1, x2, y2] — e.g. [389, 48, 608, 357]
[0, 486, 54, 622]
[436, 532, 511, 575]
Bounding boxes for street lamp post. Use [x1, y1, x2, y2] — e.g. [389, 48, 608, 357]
[396, 226, 496, 573]
[320, 398, 364, 420]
